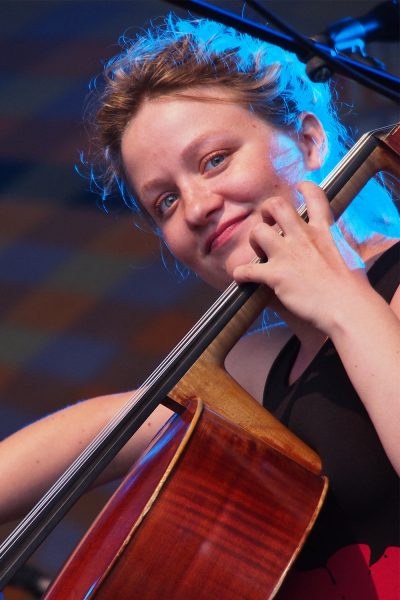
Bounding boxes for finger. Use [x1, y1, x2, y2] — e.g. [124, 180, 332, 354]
[248, 221, 282, 259]
[296, 181, 333, 227]
[233, 261, 272, 286]
[260, 194, 305, 236]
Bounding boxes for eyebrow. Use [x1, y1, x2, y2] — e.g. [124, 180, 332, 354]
[140, 131, 231, 199]
[141, 177, 171, 200]
[181, 131, 225, 162]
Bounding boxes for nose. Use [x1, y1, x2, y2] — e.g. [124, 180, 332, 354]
[181, 180, 223, 227]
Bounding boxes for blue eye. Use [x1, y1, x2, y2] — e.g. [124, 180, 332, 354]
[157, 192, 178, 216]
[204, 153, 226, 172]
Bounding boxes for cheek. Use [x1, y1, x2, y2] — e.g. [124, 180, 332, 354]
[242, 155, 289, 200]
[162, 226, 194, 267]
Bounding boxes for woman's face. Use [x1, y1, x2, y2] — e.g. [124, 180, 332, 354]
[121, 86, 316, 289]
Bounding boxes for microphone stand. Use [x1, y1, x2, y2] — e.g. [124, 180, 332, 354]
[164, 0, 400, 104]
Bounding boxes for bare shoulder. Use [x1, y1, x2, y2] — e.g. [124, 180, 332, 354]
[224, 323, 292, 404]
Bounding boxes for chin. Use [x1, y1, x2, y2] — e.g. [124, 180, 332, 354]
[198, 245, 256, 291]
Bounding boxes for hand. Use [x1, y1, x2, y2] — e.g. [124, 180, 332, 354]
[233, 181, 369, 334]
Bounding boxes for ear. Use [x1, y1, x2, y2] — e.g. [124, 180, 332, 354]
[297, 112, 327, 171]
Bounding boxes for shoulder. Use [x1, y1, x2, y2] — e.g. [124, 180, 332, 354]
[224, 322, 292, 404]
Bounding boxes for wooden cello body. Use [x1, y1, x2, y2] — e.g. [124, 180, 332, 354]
[44, 405, 326, 599]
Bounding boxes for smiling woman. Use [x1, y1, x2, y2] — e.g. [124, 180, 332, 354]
[1, 12, 399, 600]
[120, 89, 322, 289]
[93, 17, 399, 243]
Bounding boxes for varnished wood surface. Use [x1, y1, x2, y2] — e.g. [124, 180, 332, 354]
[170, 351, 323, 475]
[44, 401, 327, 600]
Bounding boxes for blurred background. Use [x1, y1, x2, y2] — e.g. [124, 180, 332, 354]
[0, 0, 398, 596]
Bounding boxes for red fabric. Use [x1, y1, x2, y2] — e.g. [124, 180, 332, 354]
[278, 545, 400, 600]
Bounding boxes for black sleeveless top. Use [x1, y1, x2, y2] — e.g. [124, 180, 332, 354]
[263, 242, 399, 598]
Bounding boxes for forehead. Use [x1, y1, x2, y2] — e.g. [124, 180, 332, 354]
[125, 85, 253, 135]
[121, 85, 268, 158]
[143, 84, 249, 114]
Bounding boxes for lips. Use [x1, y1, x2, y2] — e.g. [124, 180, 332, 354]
[206, 214, 249, 253]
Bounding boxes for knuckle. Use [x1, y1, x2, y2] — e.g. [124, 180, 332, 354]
[268, 195, 285, 211]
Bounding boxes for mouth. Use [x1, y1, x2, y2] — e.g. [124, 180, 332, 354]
[206, 214, 249, 254]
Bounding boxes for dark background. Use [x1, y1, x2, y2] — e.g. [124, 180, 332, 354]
[0, 0, 398, 591]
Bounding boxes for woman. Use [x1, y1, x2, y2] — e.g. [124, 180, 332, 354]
[1, 15, 399, 598]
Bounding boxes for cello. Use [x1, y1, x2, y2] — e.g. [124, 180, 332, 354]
[0, 123, 399, 599]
